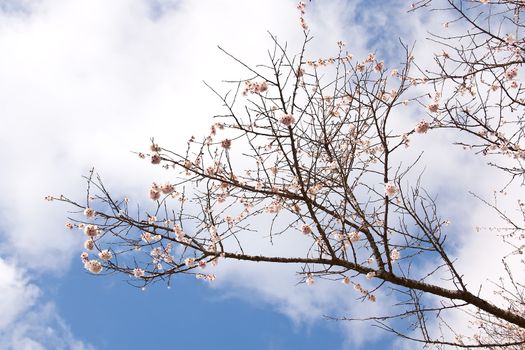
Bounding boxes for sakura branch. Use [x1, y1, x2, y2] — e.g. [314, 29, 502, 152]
[51, 1, 525, 348]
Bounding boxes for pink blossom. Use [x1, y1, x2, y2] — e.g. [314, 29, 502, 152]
[206, 166, 216, 176]
[265, 200, 282, 214]
[505, 67, 518, 80]
[390, 248, 401, 261]
[414, 120, 430, 134]
[348, 231, 360, 242]
[427, 102, 439, 113]
[173, 224, 185, 240]
[243, 80, 269, 95]
[84, 224, 99, 237]
[221, 139, 232, 150]
[258, 81, 268, 92]
[280, 114, 295, 126]
[98, 250, 112, 261]
[150, 144, 161, 152]
[149, 187, 161, 201]
[306, 273, 314, 286]
[161, 183, 175, 194]
[83, 207, 95, 219]
[385, 182, 397, 197]
[299, 17, 308, 31]
[141, 232, 153, 243]
[85, 260, 103, 274]
[301, 224, 312, 235]
[151, 153, 161, 164]
[133, 268, 145, 278]
[84, 239, 94, 251]
[374, 60, 384, 72]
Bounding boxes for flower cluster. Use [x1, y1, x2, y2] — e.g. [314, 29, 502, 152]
[133, 268, 145, 278]
[84, 260, 102, 274]
[353, 283, 376, 302]
[374, 60, 384, 73]
[297, 2, 308, 30]
[505, 67, 518, 80]
[301, 224, 312, 235]
[81, 252, 102, 274]
[427, 102, 439, 113]
[265, 199, 283, 214]
[150, 244, 174, 270]
[280, 114, 295, 126]
[306, 273, 314, 286]
[348, 231, 360, 243]
[221, 139, 231, 150]
[414, 120, 430, 134]
[84, 224, 100, 238]
[242, 80, 268, 95]
[84, 207, 95, 218]
[196, 273, 216, 282]
[385, 182, 397, 197]
[141, 231, 162, 244]
[84, 239, 94, 250]
[99, 250, 112, 261]
[149, 182, 176, 201]
[390, 248, 401, 261]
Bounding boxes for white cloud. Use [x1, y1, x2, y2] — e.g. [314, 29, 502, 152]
[0, 258, 93, 349]
[0, 302, 95, 350]
[0, 258, 39, 329]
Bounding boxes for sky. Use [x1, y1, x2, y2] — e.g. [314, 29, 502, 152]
[0, 0, 521, 349]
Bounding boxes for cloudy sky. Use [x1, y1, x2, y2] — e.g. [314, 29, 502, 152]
[0, 0, 517, 349]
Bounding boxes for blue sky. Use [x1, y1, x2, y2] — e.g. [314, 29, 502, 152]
[0, 0, 517, 349]
[53, 264, 347, 349]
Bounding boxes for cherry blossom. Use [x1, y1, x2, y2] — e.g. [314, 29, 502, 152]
[279, 114, 295, 126]
[301, 224, 312, 235]
[83, 224, 100, 238]
[427, 102, 439, 113]
[85, 260, 103, 274]
[83, 207, 95, 218]
[414, 120, 430, 134]
[385, 182, 397, 197]
[98, 250, 112, 261]
[133, 268, 145, 278]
